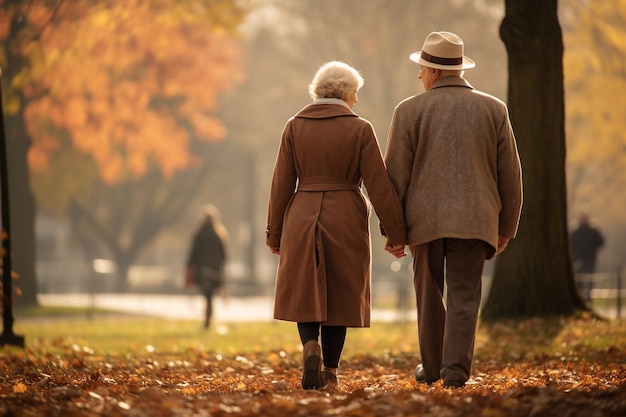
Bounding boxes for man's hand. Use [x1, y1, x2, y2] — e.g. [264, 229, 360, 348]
[270, 246, 280, 255]
[496, 236, 510, 256]
[385, 243, 407, 259]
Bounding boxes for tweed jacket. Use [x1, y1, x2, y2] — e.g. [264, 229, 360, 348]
[384, 76, 522, 256]
[266, 102, 406, 326]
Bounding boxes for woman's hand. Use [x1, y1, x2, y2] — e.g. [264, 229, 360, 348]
[385, 243, 406, 258]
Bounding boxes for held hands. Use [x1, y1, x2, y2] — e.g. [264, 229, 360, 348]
[385, 242, 407, 259]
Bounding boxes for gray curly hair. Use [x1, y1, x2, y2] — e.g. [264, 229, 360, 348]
[308, 61, 364, 101]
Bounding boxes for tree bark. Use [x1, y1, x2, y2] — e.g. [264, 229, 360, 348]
[5, 115, 38, 306]
[3, 11, 38, 306]
[481, 0, 586, 320]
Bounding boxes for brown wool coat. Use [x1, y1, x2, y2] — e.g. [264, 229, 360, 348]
[266, 103, 407, 327]
[384, 76, 523, 255]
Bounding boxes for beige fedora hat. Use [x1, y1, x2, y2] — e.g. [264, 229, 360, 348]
[410, 31, 475, 70]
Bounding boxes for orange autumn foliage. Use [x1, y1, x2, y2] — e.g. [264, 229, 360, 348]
[22, 0, 244, 184]
[0, 317, 624, 416]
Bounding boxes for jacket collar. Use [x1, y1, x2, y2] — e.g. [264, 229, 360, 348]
[313, 98, 351, 109]
[295, 102, 358, 119]
[430, 75, 474, 91]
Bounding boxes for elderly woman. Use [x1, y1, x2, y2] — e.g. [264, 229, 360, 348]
[266, 61, 407, 390]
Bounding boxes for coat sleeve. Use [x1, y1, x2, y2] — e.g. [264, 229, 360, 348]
[359, 121, 407, 245]
[384, 103, 415, 205]
[496, 109, 523, 238]
[266, 120, 298, 248]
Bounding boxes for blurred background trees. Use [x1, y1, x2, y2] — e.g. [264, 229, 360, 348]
[562, 0, 626, 257]
[24, 0, 245, 292]
[1, 0, 624, 312]
[2, 0, 245, 295]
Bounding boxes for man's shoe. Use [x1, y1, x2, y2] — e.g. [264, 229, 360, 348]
[443, 379, 465, 389]
[414, 364, 438, 385]
[301, 340, 323, 389]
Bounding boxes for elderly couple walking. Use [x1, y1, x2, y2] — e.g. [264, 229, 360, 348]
[265, 31, 523, 391]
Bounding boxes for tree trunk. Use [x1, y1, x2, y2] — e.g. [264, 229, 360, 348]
[5, 115, 38, 306]
[111, 252, 132, 293]
[481, 0, 586, 320]
[3, 10, 38, 306]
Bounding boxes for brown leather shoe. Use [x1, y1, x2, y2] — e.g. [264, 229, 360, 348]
[320, 370, 338, 392]
[301, 340, 323, 389]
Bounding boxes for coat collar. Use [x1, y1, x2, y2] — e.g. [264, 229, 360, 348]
[430, 75, 474, 91]
[313, 98, 351, 109]
[295, 102, 358, 119]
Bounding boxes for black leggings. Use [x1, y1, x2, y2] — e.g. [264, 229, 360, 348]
[297, 322, 346, 368]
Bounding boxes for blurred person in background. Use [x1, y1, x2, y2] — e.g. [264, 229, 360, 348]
[185, 204, 229, 330]
[266, 61, 407, 391]
[570, 212, 604, 302]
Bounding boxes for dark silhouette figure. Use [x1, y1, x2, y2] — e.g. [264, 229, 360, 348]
[570, 213, 604, 302]
[185, 205, 228, 329]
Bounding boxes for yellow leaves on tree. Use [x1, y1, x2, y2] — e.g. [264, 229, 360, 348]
[562, 0, 626, 218]
[23, 0, 244, 184]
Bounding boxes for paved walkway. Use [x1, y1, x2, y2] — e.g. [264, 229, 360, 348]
[36, 293, 622, 322]
[37, 293, 412, 322]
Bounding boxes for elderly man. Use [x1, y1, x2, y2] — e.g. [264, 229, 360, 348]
[384, 31, 523, 388]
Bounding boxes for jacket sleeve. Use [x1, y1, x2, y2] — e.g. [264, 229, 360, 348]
[359, 121, 407, 245]
[384, 103, 415, 205]
[496, 109, 523, 238]
[266, 120, 298, 248]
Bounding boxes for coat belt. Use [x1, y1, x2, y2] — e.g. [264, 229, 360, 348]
[297, 176, 360, 192]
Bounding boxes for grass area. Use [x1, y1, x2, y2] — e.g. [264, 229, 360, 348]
[476, 313, 626, 365]
[6, 312, 419, 358]
[3, 306, 625, 367]
[590, 297, 625, 311]
[11, 304, 118, 319]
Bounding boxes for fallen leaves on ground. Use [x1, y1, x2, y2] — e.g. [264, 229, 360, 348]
[1, 317, 625, 416]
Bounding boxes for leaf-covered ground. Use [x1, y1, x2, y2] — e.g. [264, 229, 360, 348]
[1, 316, 625, 416]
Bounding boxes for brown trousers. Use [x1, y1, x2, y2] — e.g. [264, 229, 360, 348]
[410, 238, 488, 383]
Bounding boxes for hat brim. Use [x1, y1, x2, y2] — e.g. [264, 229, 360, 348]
[409, 51, 475, 70]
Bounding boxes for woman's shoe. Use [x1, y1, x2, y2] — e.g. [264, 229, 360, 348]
[301, 340, 323, 389]
[320, 370, 338, 392]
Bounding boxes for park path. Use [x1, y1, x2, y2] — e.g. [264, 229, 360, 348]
[36, 293, 411, 322]
[36, 292, 621, 322]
